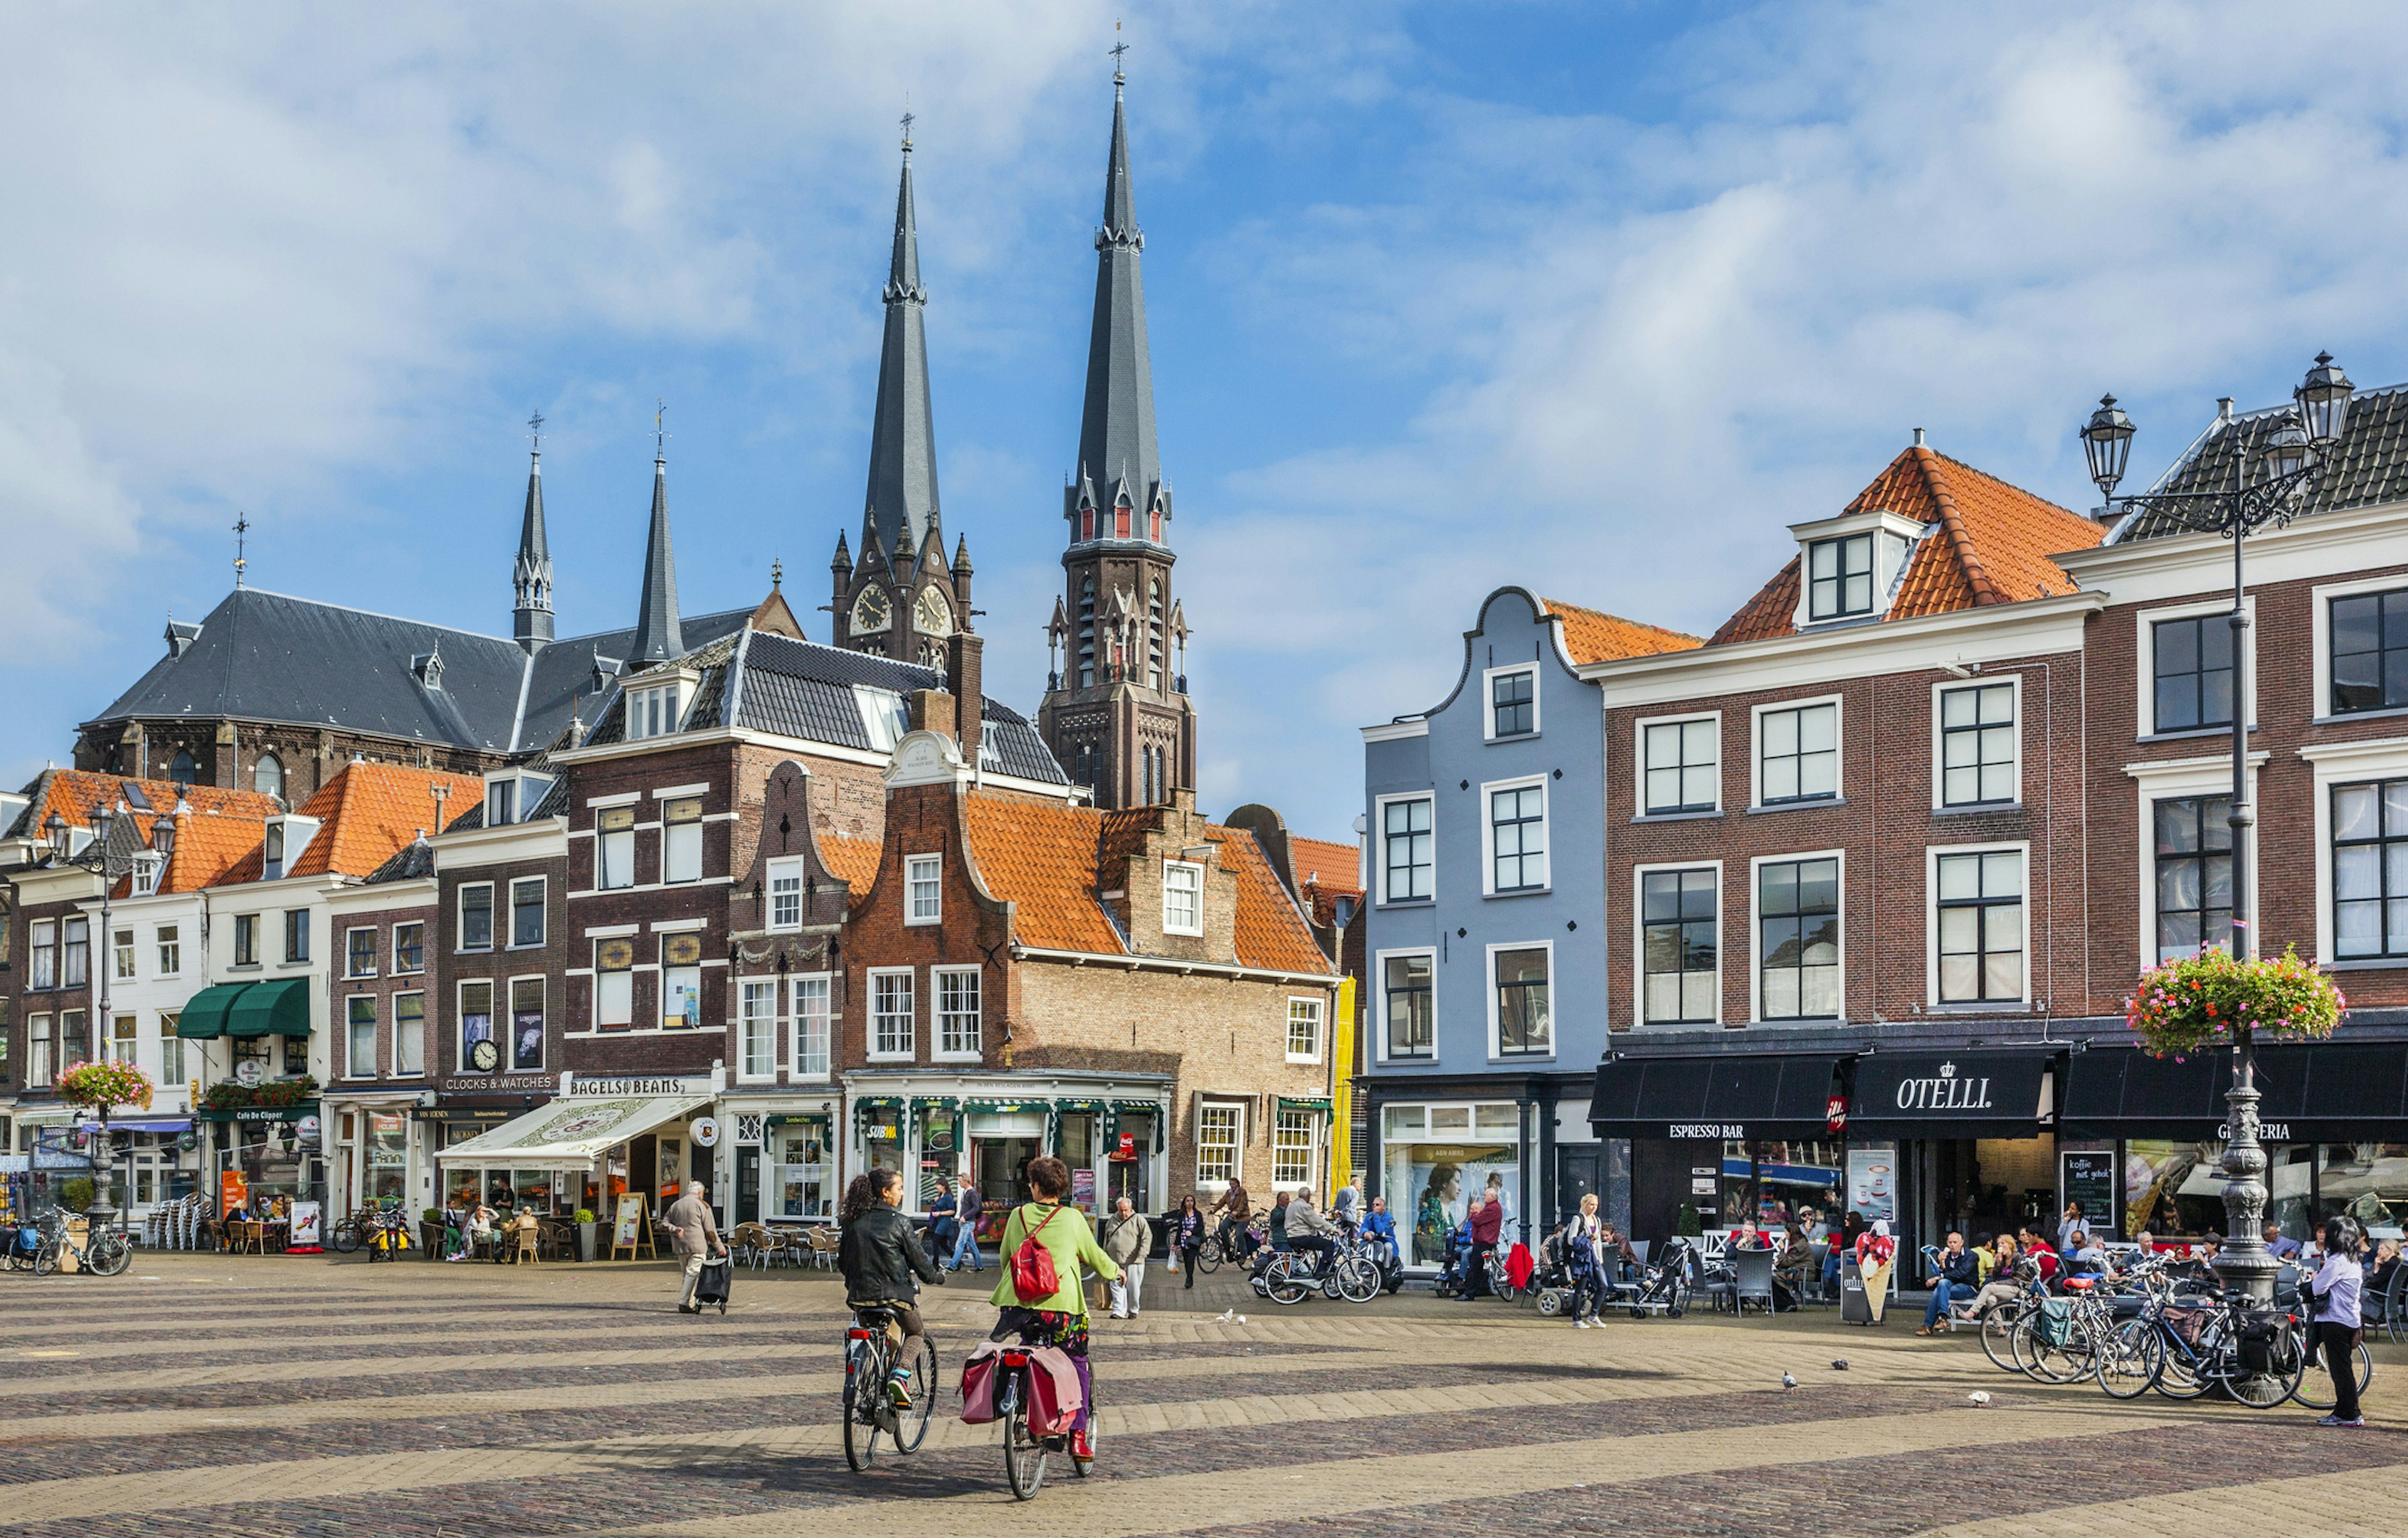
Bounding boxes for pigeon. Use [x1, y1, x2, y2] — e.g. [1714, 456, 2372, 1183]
[1831, 1359, 1850, 1371]
[1968, 1391, 1992, 1408]
[1216, 1308, 1235, 1323]
[1781, 1372, 1797, 1390]
[1236, 1315, 1247, 1324]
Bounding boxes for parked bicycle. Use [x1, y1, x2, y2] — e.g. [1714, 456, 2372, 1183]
[33, 1209, 132, 1278]
[329, 1201, 410, 1256]
[2095, 1268, 2301, 1408]
[840, 1303, 936, 1472]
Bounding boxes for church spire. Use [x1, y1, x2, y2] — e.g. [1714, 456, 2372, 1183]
[863, 115, 942, 563]
[1070, 50, 1166, 537]
[513, 410, 554, 654]
[631, 404, 684, 664]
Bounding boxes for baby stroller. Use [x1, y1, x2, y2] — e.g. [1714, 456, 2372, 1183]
[1625, 1236, 1694, 1318]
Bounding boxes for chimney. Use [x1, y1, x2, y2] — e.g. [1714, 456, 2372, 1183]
[906, 687, 957, 741]
[948, 631, 985, 770]
[1912, 427, 1926, 447]
[2217, 397, 2235, 424]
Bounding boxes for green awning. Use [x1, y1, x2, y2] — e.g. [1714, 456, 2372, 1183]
[176, 984, 250, 1039]
[1277, 1097, 1334, 1113]
[227, 978, 313, 1038]
[911, 1095, 961, 1112]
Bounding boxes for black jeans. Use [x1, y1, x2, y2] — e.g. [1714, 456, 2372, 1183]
[2318, 1320, 2363, 1420]
[1289, 1235, 1332, 1277]
[1467, 1241, 1496, 1297]
[1179, 1244, 1197, 1285]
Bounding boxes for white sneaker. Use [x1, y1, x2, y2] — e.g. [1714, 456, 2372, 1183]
[1575, 1317, 1592, 1329]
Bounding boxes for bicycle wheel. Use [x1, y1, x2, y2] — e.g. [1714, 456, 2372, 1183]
[2288, 1334, 2370, 1411]
[331, 1221, 362, 1255]
[1266, 1258, 1311, 1306]
[891, 1335, 938, 1453]
[841, 1346, 881, 1472]
[1070, 1376, 1096, 1478]
[33, 1241, 58, 1279]
[2149, 1334, 2212, 1399]
[1335, 1255, 1380, 1304]
[2095, 1318, 2158, 1400]
[87, 1234, 132, 1278]
[1980, 1307, 2023, 1372]
[2226, 1335, 2305, 1410]
[1003, 1403, 1047, 1500]
[1195, 1240, 1222, 1275]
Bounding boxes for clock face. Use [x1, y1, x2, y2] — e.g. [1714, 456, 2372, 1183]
[914, 585, 953, 637]
[468, 1039, 500, 1072]
[851, 586, 893, 634]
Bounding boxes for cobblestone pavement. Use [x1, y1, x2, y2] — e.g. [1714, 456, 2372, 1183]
[3, 1251, 2402, 1535]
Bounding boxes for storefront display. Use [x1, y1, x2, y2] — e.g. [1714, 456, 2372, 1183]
[1721, 1139, 1842, 1228]
[1383, 1102, 1520, 1267]
[1845, 1144, 1896, 1228]
[2125, 1138, 2314, 1241]
[366, 1113, 408, 1205]
[771, 1118, 832, 1220]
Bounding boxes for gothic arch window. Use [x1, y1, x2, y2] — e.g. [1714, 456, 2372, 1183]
[1116, 503, 1132, 539]
[1149, 509, 1163, 543]
[919, 638, 944, 669]
[1148, 579, 1165, 691]
[1077, 576, 1097, 688]
[169, 749, 197, 786]
[253, 752, 284, 804]
[1080, 506, 1094, 542]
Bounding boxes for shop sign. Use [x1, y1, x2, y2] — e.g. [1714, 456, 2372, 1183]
[1670, 1123, 1744, 1139]
[440, 1073, 554, 1094]
[1690, 1177, 1715, 1194]
[1891, 1062, 1994, 1111]
[210, 1103, 322, 1124]
[2218, 1122, 2289, 1141]
[569, 1076, 707, 1099]
[691, 1117, 720, 1148]
[295, 1115, 322, 1148]
[1111, 1133, 1138, 1162]
[1826, 1094, 1848, 1135]
[235, 1059, 267, 1088]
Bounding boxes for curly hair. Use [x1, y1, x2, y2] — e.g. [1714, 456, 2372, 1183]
[1025, 1155, 1070, 1199]
[840, 1169, 898, 1225]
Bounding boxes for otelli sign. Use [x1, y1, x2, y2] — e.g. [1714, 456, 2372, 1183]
[1847, 1051, 2050, 1133]
[1891, 1062, 1994, 1112]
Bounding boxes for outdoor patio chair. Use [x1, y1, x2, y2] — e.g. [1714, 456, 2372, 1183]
[512, 1214, 542, 1265]
[805, 1226, 840, 1269]
[1731, 1247, 1778, 1316]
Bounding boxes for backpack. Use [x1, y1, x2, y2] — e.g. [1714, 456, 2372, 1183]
[1010, 1205, 1064, 1304]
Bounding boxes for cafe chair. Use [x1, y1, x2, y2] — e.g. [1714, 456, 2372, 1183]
[805, 1226, 840, 1270]
[513, 1214, 542, 1265]
[1731, 1247, 1778, 1317]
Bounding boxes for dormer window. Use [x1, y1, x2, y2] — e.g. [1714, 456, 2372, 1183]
[1807, 534, 1875, 621]
[626, 682, 682, 740]
[130, 853, 163, 897]
[482, 770, 553, 826]
[260, 815, 319, 881]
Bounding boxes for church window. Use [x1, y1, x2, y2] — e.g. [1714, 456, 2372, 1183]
[1080, 506, 1094, 542]
[1148, 580, 1164, 691]
[1149, 509, 1162, 543]
[169, 750, 196, 785]
[1077, 577, 1096, 687]
[253, 752, 283, 803]
[1116, 504, 1132, 539]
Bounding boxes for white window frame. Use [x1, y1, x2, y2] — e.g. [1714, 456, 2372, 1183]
[2137, 595, 2256, 738]
[1482, 662, 1541, 741]
[594, 940, 635, 1029]
[1751, 696, 1844, 808]
[660, 939, 702, 1030]
[2312, 574, 2408, 722]
[344, 925, 378, 979]
[1635, 711, 1721, 816]
[2129, 752, 2266, 972]
[1480, 774, 1550, 896]
[1272, 1108, 1321, 1189]
[159, 1012, 186, 1088]
[457, 882, 495, 953]
[906, 854, 943, 926]
[27, 1018, 51, 1088]
[1924, 841, 2031, 1008]
[766, 856, 804, 931]
[1804, 532, 1877, 622]
[1748, 848, 1846, 1024]
[662, 797, 705, 885]
[1162, 860, 1204, 936]
[1375, 793, 1435, 904]
[392, 921, 425, 975]
[596, 807, 636, 891]
[1374, 946, 1437, 1064]
[1285, 995, 1324, 1065]
[1632, 859, 1724, 1027]
[345, 994, 378, 1080]
[790, 972, 833, 1079]
[2297, 736, 2408, 970]
[1931, 675, 2022, 810]
[154, 923, 181, 978]
[738, 979, 778, 1083]
[508, 876, 547, 949]
[869, 967, 916, 1061]
[29, 920, 55, 990]
[934, 965, 981, 1061]
[1485, 938, 1555, 1061]
[1196, 1100, 1244, 1187]
[393, 991, 425, 1076]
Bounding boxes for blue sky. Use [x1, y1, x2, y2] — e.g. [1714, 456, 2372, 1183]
[6, 2, 2408, 838]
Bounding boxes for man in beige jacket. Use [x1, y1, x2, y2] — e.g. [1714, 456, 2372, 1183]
[664, 1182, 724, 1314]
[1102, 1197, 1152, 1318]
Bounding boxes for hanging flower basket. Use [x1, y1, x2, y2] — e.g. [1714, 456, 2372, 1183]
[54, 1060, 156, 1115]
[2124, 945, 2346, 1060]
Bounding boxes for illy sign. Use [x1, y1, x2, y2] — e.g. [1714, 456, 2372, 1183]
[1893, 1061, 1994, 1112]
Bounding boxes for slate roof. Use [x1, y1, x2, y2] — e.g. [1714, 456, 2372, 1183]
[1071, 80, 1166, 520]
[2114, 381, 2408, 542]
[366, 835, 439, 886]
[1540, 600, 1704, 665]
[85, 587, 749, 758]
[959, 793, 1331, 974]
[592, 628, 1068, 785]
[1711, 446, 2101, 645]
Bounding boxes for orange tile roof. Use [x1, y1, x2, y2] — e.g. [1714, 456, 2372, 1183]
[1288, 836, 1362, 897]
[959, 793, 1333, 974]
[158, 811, 273, 894]
[1541, 599, 1704, 664]
[219, 763, 484, 884]
[1709, 446, 2103, 645]
[816, 831, 884, 889]
[18, 769, 277, 841]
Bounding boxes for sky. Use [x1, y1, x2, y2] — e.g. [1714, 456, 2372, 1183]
[6, 1, 2408, 839]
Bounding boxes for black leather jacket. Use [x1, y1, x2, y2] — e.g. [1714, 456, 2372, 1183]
[839, 1205, 943, 1304]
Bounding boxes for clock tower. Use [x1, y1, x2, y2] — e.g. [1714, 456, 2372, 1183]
[1035, 61, 1196, 809]
[832, 120, 973, 670]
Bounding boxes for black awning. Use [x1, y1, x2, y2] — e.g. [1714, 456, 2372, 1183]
[1588, 1054, 1845, 1140]
[2061, 1042, 2408, 1141]
[1847, 1051, 2055, 1139]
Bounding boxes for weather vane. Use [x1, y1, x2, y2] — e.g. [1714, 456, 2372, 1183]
[527, 408, 544, 454]
[654, 398, 668, 460]
[1111, 23, 1128, 84]
[233, 513, 250, 588]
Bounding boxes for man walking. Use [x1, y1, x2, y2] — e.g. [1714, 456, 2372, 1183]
[1103, 1197, 1151, 1318]
[664, 1180, 724, 1315]
[948, 1177, 984, 1272]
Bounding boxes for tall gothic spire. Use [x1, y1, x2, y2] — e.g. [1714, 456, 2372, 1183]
[863, 117, 942, 562]
[513, 411, 554, 654]
[1072, 55, 1166, 527]
[631, 408, 684, 663]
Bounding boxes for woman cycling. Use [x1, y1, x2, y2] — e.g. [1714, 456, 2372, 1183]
[838, 1169, 945, 1408]
[988, 1155, 1119, 1462]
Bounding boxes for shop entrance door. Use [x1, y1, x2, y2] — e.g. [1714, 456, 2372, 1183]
[1109, 1111, 1154, 1213]
[734, 1147, 761, 1226]
[1554, 1143, 1602, 1227]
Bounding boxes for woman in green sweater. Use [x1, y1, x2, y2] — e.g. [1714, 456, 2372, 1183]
[988, 1155, 1121, 1463]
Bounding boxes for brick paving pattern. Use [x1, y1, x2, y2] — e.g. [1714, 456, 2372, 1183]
[2, 1253, 2401, 1535]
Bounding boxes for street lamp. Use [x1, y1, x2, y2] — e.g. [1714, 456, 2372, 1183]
[46, 802, 126, 1235]
[2083, 353, 2355, 1305]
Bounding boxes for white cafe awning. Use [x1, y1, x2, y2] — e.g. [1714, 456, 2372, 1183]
[434, 1094, 712, 1170]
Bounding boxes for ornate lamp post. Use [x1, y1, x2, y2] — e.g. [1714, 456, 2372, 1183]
[46, 803, 124, 1233]
[2081, 353, 2355, 1302]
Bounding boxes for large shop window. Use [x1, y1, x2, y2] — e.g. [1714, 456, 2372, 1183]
[1938, 682, 2016, 807]
[739, 980, 776, 1078]
[2335, 779, 2408, 960]
[863, 1103, 906, 1181]
[2153, 615, 2235, 732]
[1758, 857, 1840, 1019]
[594, 938, 635, 1029]
[663, 798, 704, 884]
[597, 807, 636, 889]
[1197, 1103, 1242, 1185]
[791, 974, 832, 1076]
[661, 935, 703, 1028]
[1934, 849, 2024, 1003]
[1492, 947, 1551, 1056]
[2154, 796, 2233, 962]
[366, 1112, 408, 1204]
[1383, 953, 1434, 1059]
[2332, 588, 2408, 714]
[1383, 1103, 1521, 1267]
[1383, 797, 1433, 901]
[774, 1121, 832, 1219]
[2126, 1138, 2315, 1242]
[1641, 867, 1718, 1024]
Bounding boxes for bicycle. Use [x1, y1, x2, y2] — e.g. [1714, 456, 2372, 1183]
[2291, 1318, 2374, 1413]
[33, 1210, 132, 1278]
[841, 1305, 937, 1472]
[1193, 1216, 1254, 1275]
[2106, 1275, 2303, 1408]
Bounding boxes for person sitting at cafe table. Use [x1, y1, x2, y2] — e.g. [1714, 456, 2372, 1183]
[2264, 1221, 2303, 1261]
[1916, 1231, 1982, 1335]
[2062, 1228, 2111, 1280]
[1963, 1234, 2025, 1319]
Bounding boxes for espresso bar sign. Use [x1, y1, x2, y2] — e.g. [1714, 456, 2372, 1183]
[1669, 1123, 1744, 1139]
[1893, 1061, 1993, 1112]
